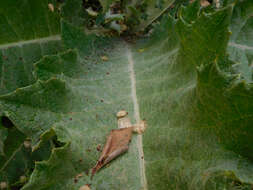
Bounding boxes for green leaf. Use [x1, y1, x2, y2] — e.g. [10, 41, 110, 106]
[0, 0, 60, 44]
[0, 38, 64, 95]
[178, 0, 200, 23]
[228, 0, 253, 82]
[133, 2, 253, 189]
[0, 125, 52, 188]
[0, 0, 64, 95]
[0, 0, 64, 187]
[105, 10, 124, 23]
[134, 0, 175, 31]
[0, 0, 253, 189]
[176, 4, 232, 67]
[99, 0, 119, 13]
[61, 0, 85, 27]
[0, 127, 27, 186]
[61, 20, 108, 56]
[19, 40, 143, 189]
[0, 21, 143, 188]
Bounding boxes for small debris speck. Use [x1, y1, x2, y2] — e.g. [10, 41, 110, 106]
[85, 170, 89, 176]
[20, 176, 27, 183]
[0, 182, 7, 189]
[24, 139, 31, 149]
[138, 48, 145, 53]
[101, 56, 109, 61]
[96, 144, 101, 151]
[79, 184, 91, 190]
[48, 3, 54, 12]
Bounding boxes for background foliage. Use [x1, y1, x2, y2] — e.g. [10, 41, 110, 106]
[0, 0, 252, 189]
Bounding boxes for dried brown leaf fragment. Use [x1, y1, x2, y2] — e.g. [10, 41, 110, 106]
[91, 127, 133, 176]
[91, 110, 146, 176]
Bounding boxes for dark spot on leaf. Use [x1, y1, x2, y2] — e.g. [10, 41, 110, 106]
[52, 137, 65, 148]
[106, 72, 110, 75]
[10, 184, 23, 190]
[85, 170, 89, 176]
[141, 156, 144, 159]
[70, 118, 72, 121]
[86, 184, 91, 187]
[100, 99, 104, 103]
[79, 159, 83, 162]
[19, 57, 23, 61]
[169, 4, 174, 8]
[1, 116, 14, 129]
[96, 144, 101, 151]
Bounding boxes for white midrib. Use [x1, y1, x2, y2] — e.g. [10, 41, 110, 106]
[127, 46, 148, 190]
[228, 42, 253, 50]
[0, 35, 61, 49]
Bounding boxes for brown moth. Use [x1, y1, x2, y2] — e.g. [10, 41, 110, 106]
[91, 110, 146, 176]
